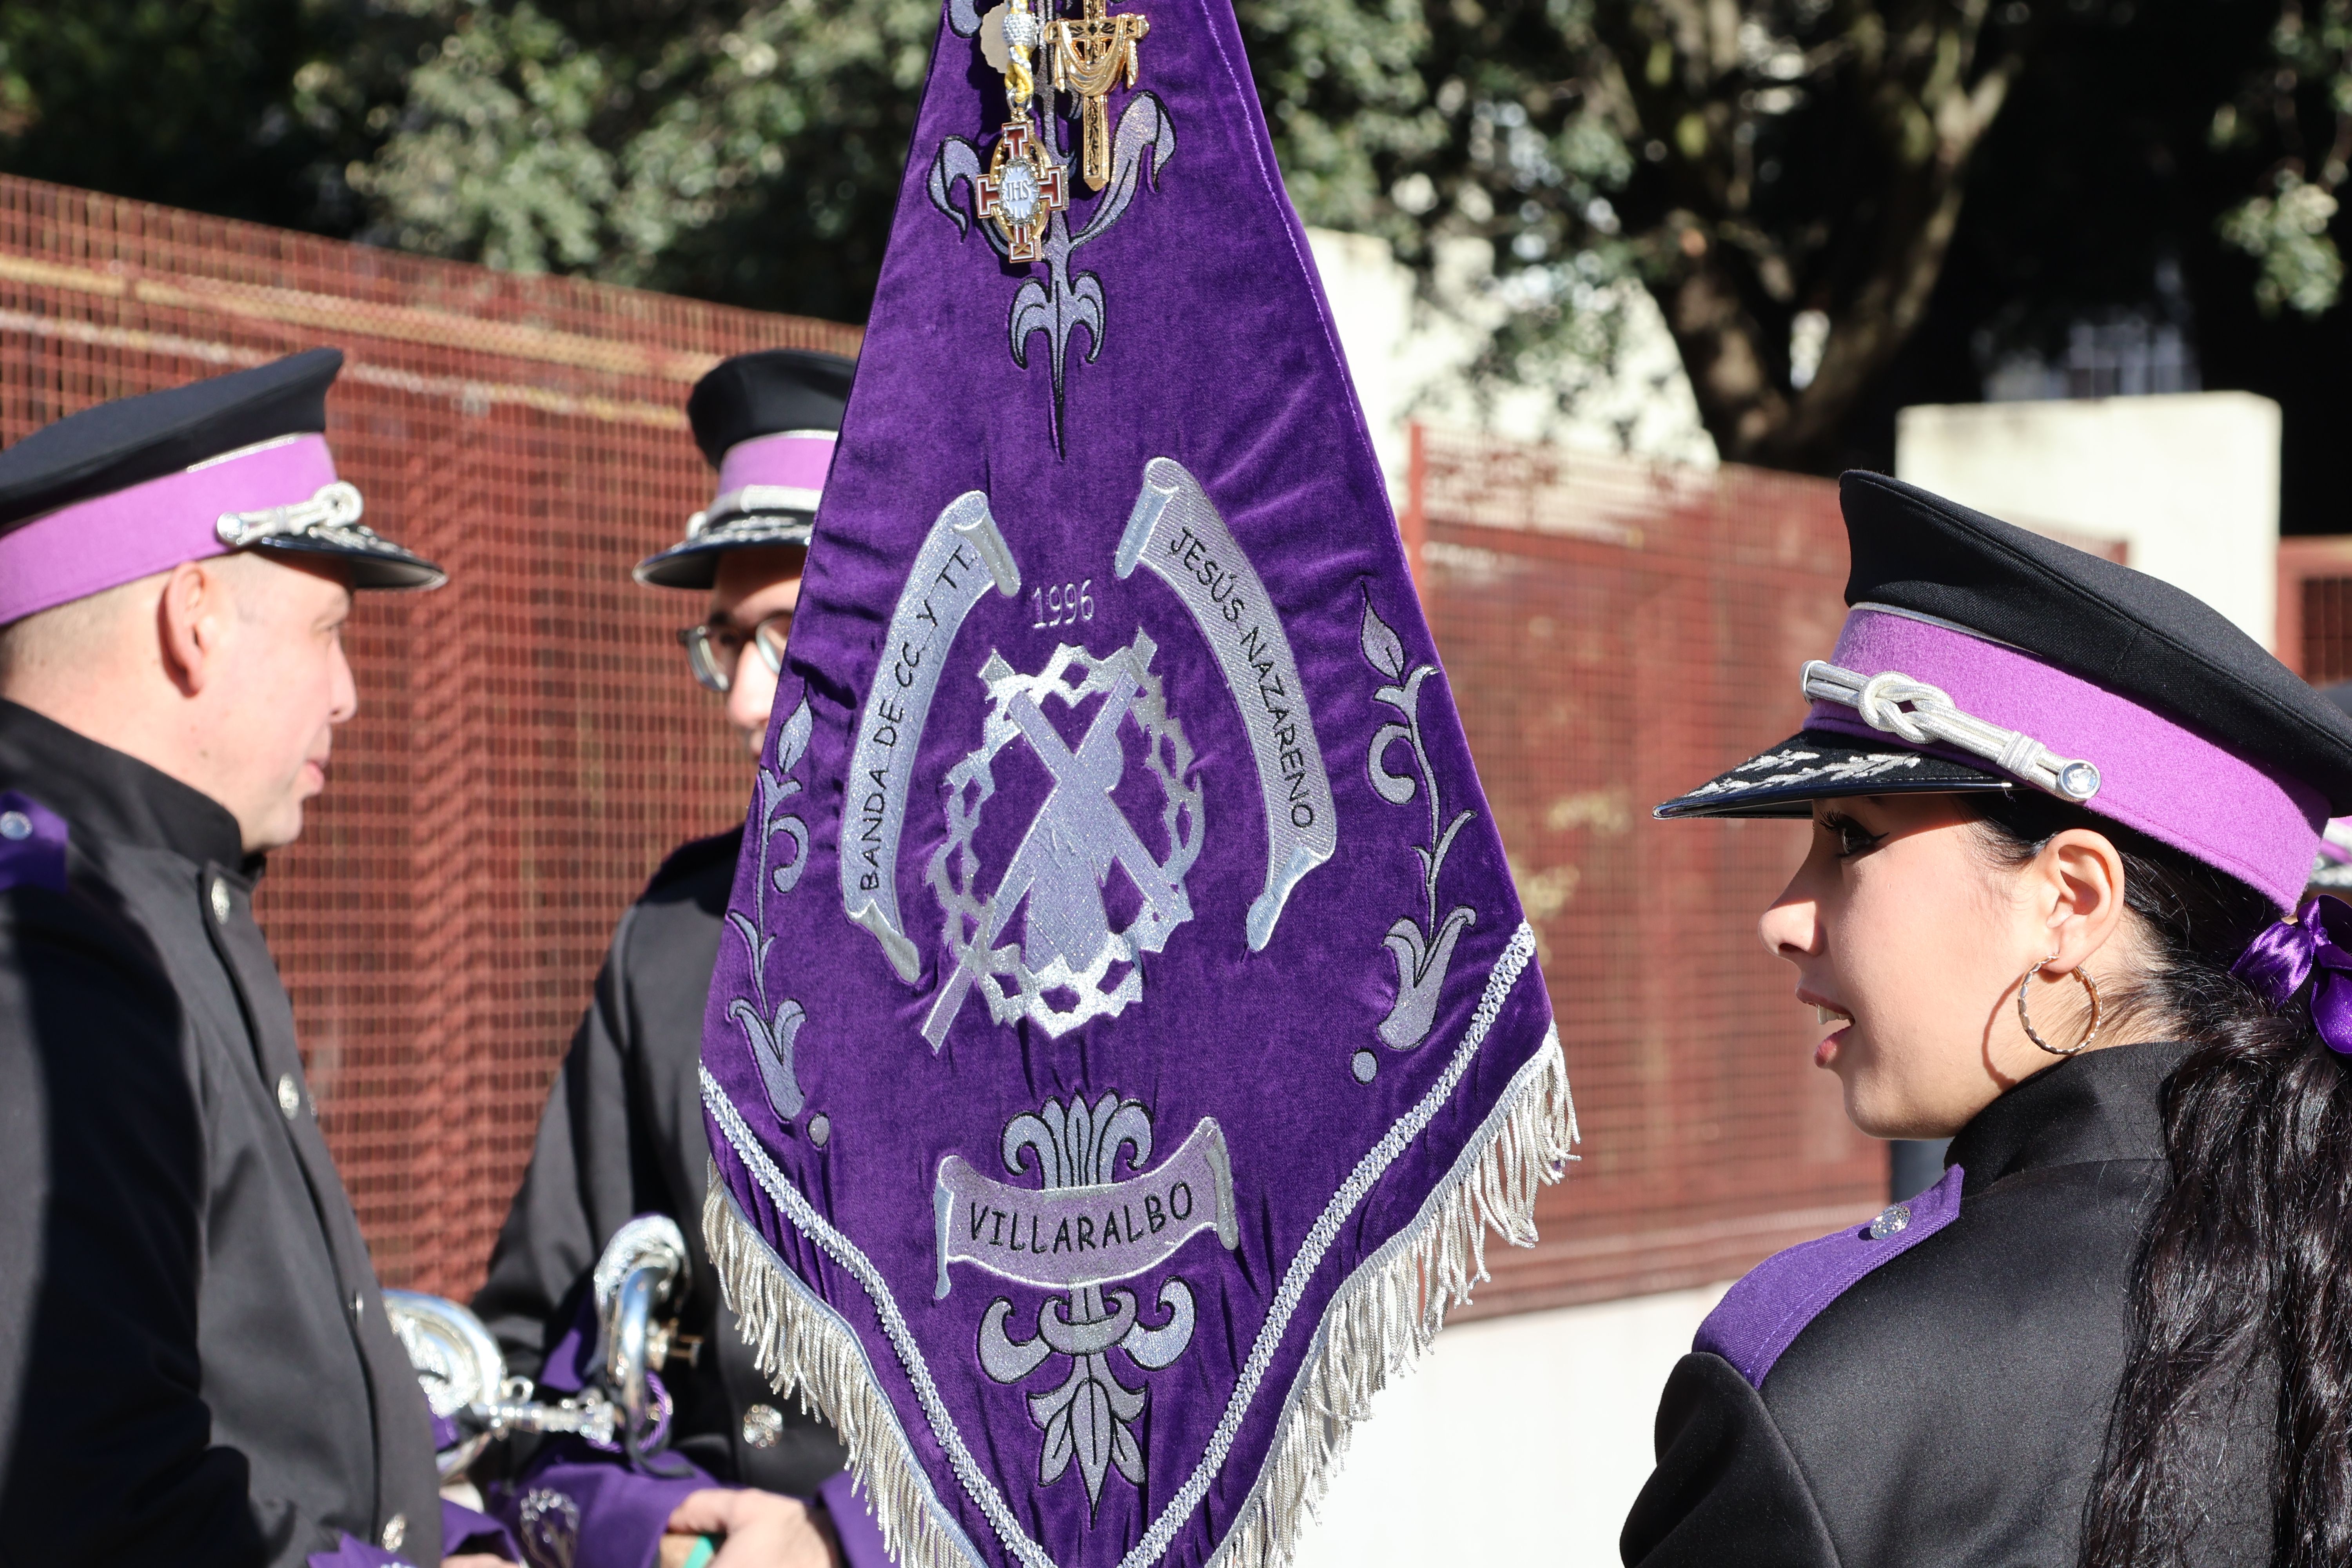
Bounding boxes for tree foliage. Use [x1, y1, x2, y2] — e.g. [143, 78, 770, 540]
[7, 0, 2352, 482]
[352, 0, 938, 323]
[0, 0, 430, 235]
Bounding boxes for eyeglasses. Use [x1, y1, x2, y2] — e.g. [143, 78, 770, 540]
[677, 611, 792, 693]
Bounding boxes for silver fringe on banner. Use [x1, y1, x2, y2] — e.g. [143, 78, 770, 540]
[705, 1009, 1575, 1568]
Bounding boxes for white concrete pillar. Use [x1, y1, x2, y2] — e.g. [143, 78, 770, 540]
[1894, 394, 2282, 650]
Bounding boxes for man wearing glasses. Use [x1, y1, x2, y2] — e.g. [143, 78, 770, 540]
[474, 350, 880, 1566]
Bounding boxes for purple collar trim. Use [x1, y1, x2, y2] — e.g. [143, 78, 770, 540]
[0, 433, 344, 623]
[1695, 1164, 1965, 1388]
[1810, 607, 2325, 910]
[0, 791, 67, 894]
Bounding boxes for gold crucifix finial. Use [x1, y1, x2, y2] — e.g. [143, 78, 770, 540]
[1049, 0, 1149, 191]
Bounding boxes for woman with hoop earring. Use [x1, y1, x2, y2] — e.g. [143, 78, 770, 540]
[1623, 472, 2352, 1567]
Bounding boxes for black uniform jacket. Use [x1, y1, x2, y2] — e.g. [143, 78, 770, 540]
[473, 828, 848, 1495]
[1623, 1040, 2269, 1567]
[0, 701, 442, 1566]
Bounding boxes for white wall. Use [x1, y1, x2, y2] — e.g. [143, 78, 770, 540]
[1304, 228, 1716, 503]
[1895, 394, 2283, 648]
[1287, 1284, 1726, 1568]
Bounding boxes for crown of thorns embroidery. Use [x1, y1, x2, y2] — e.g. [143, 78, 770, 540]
[926, 630, 1203, 1042]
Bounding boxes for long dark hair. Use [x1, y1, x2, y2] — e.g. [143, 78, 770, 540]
[1967, 791, 2352, 1566]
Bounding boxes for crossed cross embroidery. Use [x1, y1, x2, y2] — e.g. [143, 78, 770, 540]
[925, 641, 1193, 1044]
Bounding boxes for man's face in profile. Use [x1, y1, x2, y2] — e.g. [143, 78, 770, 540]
[209, 553, 358, 852]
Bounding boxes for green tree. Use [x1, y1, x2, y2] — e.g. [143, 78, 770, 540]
[351, 0, 938, 324]
[1250, 0, 2064, 469]
[349, 0, 2071, 470]
[0, 0, 432, 236]
[9, 0, 2351, 486]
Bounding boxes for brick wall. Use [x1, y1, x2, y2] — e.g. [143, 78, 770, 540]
[0, 173, 856, 1295]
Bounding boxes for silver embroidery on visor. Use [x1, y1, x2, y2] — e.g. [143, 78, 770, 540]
[1801, 660, 2102, 803]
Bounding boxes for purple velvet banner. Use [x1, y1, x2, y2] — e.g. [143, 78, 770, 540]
[696, 0, 1570, 1561]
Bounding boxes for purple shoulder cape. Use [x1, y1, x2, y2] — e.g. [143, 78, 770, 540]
[693, 0, 1576, 1561]
[1695, 1166, 1965, 1388]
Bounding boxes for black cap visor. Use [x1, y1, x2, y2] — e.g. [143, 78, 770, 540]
[248, 533, 446, 590]
[1653, 728, 2015, 820]
[633, 511, 812, 590]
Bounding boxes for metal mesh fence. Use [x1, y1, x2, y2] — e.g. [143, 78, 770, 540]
[0, 172, 1883, 1312]
[0, 173, 859, 1296]
[1407, 430, 1888, 1316]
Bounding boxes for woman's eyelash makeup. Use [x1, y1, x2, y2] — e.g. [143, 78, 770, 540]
[1819, 811, 1881, 857]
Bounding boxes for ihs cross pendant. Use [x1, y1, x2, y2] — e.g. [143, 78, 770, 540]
[978, 120, 1067, 264]
[979, 0, 1069, 263]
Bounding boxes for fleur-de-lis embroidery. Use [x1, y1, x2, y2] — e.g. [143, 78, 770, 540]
[1361, 594, 1477, 1053]
[927, 89, 1176, 452]
[728, 697, 820, 1135]
[975, 1094, 1198, 1509]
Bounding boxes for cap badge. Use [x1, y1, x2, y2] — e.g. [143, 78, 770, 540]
[215, 479, 366, 550]
[1051, 0, 1151, 190]
[1802, 661, 2102, 804]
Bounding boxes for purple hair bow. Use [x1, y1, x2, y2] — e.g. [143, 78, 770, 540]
[2232, 895, 2352, 1055]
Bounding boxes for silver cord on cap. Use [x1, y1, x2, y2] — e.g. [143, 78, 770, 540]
[216, 481, 366, 548]
[691, 483, 823, 535]
[1801, 660, 2103, 803]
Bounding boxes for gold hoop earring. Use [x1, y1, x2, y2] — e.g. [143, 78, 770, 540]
[2018, 953, 2102, 1057]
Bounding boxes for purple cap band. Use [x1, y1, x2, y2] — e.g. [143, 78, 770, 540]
[708, 430, 835, 515]
[1810, 606, 2327, 911]
[0, 433, 342, 624]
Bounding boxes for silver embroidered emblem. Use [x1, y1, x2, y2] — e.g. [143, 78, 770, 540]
[958, 1094, 1234, 1508]
[923, 631, 1202, 1046]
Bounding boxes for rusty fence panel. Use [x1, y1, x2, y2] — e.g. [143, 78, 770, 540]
[0, 172, 1883, 1312]
[0, 173, 857, 1297]
[1410, 428, 1887, 1316]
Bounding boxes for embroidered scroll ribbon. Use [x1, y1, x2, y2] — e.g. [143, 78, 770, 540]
[840, 490, 1023, 984]
[932, 1117, 1237, 1298]
[1116, 458, 1335, 950]
[2233, 895, 2352, 1056]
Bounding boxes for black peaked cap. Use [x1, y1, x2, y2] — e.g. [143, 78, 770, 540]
[1842, 471, 2352, 814]
[0, 348, 342, 531]
[686, 348, 855, 466]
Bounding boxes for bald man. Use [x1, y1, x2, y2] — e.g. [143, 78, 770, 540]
[0, 352, 503, 1565]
